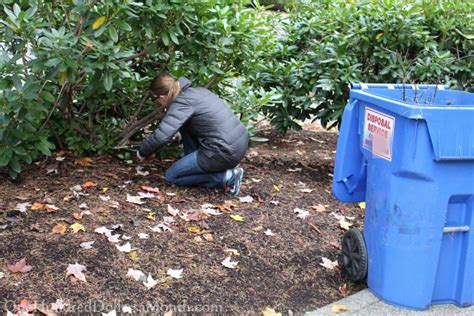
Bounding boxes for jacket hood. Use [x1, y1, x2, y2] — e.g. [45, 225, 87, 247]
[178, 77, 192, 92]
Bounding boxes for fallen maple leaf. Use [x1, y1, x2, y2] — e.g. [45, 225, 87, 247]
[46, 204, 60, 213]
[339, 218, 353, 230]
[182, 209, 210, 221]
[128, 251, 139, 261]
[264, 229, 276, 236]
[126, 194, 145, 205]
[149, 223, 172, 233]
[229, 214, 244, 222]
[215, 202, 236, 212]
[15, 299, 36, 313]
[70, 223, 85, 233]
[221, 256, 239, 269]
[7, 258, 33, 273]
[127, 268, 145, 281]
[31, 203, 45, 211]
[95, 226, 113, 236]
[75, 157, 94, 166]
[66, 263, 87, 282]
[331, 305, 349, 313]
[116, 242, 134, 253]
[99, 195, 111, 201]
[338, 283, 350, 296]
[143, 274, 159, 289]
[138, 233, 149, 239]
[108, 234, 121, 243]
[320, 257, 338, 270]
[122, 306, 133, 314]
[15, 202, 31, 213]
[167, 204, 180, 216]
[202, 233, 214, 242]
[51, 223, 68, 235]
[72, 212, 82, 220]
[167, 268, 183, 279]
[262, 307, 282, 316]
[82, 181, 97, 188]
[187, 226, 201, 234]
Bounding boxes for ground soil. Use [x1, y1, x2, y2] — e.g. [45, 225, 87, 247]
[0, 128, 366, 315]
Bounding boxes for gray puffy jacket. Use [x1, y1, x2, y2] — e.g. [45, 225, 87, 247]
[138, 77, 249, 172]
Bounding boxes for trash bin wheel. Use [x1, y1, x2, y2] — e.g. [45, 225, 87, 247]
[341, 228, 368, 282]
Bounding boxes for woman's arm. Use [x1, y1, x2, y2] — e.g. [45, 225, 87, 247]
[138, 99, 193, 158]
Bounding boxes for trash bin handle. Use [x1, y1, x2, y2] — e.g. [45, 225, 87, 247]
[443, 226, 470, 233]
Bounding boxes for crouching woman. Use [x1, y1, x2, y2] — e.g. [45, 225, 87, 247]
[137, 73, 248, 196]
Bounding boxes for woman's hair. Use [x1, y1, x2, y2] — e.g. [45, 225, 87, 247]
[149, 73, 180, 106]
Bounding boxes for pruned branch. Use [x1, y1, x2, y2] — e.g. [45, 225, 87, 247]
[116, 108, 164, 146]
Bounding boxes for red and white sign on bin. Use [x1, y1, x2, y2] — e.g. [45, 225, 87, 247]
[363, 107, 395, 161]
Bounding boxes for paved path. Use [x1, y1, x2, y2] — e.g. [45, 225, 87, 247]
[306, 289, 474, 315]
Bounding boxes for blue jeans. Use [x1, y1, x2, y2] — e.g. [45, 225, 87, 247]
[164, 129, 227, 189]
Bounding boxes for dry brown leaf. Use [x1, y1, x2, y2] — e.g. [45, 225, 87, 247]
[31, 203, 45, 211]
[7, 258, 33, 273]
[215, 202, 236, 213]
[184, 210, 210, 221]
[46, 204, 60, 213]
[253, 225, 264, 232]
[82, 181, 97, 188]
[331, 305, 349, 313]
[202, 233, 214, 242]
[262, 307, 282, 316]
[141, 185, 161, 194]
[75, 157, 94, 166]
[338, 283, 350, 296]
[51, 223, 68, 235]
[73, 212, 82, 220]
[312, 204, 327, 212]
[16, 299, 36, 313]
[187, 226, 201, 234]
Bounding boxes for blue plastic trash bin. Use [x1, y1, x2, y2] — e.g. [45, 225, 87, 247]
[333, 83, 474, 310]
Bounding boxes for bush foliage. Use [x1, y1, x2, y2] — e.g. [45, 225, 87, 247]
[0, 0, 472, 178]
[255, 0, 473, 131]
[0, 0, 271, 178]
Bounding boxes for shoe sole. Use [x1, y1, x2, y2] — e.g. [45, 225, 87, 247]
[233, 168, 244, 196]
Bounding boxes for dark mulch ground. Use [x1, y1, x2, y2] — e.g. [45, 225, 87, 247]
[0, 129, 365, 315]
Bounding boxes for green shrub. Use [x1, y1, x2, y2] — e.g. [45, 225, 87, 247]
[255, 0, 474, 131]
[0, 0, 271, 178]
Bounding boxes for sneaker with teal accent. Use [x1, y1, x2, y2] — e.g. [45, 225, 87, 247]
[225, 167, 244, 196]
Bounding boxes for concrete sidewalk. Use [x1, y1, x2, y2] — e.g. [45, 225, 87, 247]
[306, 289, 474, 315]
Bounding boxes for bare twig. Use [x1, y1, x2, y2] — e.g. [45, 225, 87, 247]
[308, 223, 322, 235]
[39, 82, 68, 131]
